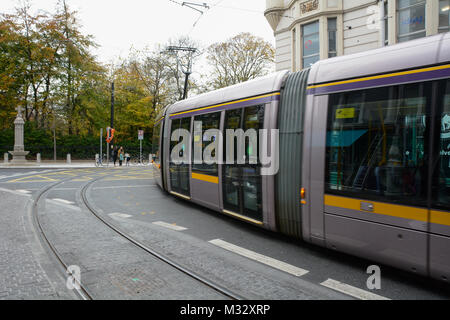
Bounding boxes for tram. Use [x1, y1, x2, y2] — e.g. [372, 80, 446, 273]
[152, 33, 450, 282]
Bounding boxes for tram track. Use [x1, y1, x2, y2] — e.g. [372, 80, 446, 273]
[32, 174, 94, 300]
[81, 174, 244, 300]
[32, 169, 243, 300]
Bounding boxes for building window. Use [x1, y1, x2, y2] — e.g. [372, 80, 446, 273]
[328, 18, 337, 58]
[302, 21, 320, 68]
[397, 0, 426, 43]
[383, 1, 389, 45]
[439, 0, 450, 33]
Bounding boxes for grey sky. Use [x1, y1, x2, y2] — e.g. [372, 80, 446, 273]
[2, 0, 275, 65]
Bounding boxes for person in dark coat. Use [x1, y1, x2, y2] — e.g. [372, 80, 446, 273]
[112, 146, 118, 166]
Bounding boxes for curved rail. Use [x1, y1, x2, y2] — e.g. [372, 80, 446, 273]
[32, 175, 94, 300]
[80, 175, 243, 300]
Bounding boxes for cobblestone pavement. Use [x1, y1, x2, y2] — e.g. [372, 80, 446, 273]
[37, 181, 227, 299]
[0, 189, 76, 300]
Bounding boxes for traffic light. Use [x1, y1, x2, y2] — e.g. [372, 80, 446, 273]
[106, 127, 115, 143]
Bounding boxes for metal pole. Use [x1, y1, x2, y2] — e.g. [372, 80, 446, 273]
[111, 81, 115, 145]
[183, 72, 191, 99]
[107, 142, 109, 167]
[140, 139, 142, 165]
[53, 108, 56, 162]
[100, 128, 103, 165]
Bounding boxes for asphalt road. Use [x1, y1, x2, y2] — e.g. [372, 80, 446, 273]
[0, 167, 449, 300]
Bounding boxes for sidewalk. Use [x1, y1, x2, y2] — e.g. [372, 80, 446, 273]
[0, 160, 96, 169]
[0, 160, 152, 169]
[0, 189, 76, 299]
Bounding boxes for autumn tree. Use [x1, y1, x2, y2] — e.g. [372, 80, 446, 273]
[206, 32, 275, 89]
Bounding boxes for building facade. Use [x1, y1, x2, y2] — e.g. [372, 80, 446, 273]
[265, 0, 450, 71]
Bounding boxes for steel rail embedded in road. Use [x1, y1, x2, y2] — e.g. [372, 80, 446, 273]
[32, 174, 95, 301]
[81, 175, 244, 300]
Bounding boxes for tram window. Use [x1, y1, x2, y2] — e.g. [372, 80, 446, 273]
[152, 121, 162, 164]
[170, 119, 181, 163]
[243, 106, 265, 164]
[192, 112, 221, 175]
[325, 82, 432, 206]
[224, 108, 242, 163]
[433, 79, 450, 210]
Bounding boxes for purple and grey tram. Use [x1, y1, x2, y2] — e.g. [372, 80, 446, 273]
[152, 33, 450, 282]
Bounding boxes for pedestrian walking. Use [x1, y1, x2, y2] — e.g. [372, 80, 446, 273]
[125, 152, 130, 166]
[112, 146, 118, 166]
[119, 146, 124, 166]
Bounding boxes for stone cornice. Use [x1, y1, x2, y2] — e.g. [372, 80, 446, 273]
[272, 0, 378, 36]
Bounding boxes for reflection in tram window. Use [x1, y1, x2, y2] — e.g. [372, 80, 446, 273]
[325, 83, 432, 206]
[434, 80, 450, 210]
[192, 112, 221, 176]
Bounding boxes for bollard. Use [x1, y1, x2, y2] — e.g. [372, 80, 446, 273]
[36, 153, 41, 163]
[67, 153, 71, 164]
[4, 153, 8, 164]
[149, 154, 152, 164]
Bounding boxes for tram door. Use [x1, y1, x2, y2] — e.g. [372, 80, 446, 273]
[169, 117, 191, 197]
[430, 79, 450, 281]
[222, 106, 264, 221]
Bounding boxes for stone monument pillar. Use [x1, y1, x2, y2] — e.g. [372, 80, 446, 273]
[8, 106, 29, 164]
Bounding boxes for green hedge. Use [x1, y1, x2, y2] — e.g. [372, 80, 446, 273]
[0, 123, 152, 160]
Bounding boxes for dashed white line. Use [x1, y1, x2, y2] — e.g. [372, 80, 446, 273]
[152, 221, 188, 231]
[16, 189, 31, 194]
[320, 278, 390, 300]
[92, 184, 157, 190]
[0, 187, 31, 197]
[209, 239, 309, 277]
[51, 198, 75, 205]
[108, 212, 132, 219]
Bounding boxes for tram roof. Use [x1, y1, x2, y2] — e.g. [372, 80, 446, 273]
[166, 70, 289, 116]
[308, 32, 450, 86]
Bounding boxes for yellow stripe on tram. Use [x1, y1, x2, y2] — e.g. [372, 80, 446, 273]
[170, 92, 281, 118]
[324, 194, 429, 223]
[430, 210, 450, 227]
[307, 64, 450, 90]
[191, 172, 219, 184]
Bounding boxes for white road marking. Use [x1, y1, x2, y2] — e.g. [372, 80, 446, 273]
[320, 279, 390, 300]
[52, 198, 75, 205]
[15, 189, 31, 194]
[209, 239, 309, 277]
[0, 187, 31, 197]
[46, 199, 81, 212]
[152, 221, 187, 231]
[0, 175, 7, 179]
[108, 212, 132, 219]
[92, 184, 156, 190]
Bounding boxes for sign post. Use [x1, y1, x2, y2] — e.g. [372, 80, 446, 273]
[138, 130, 144, 165]
[100, 128, 103, 165]
[106, 127, 115, 167]
[106, 127, 110, 167]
